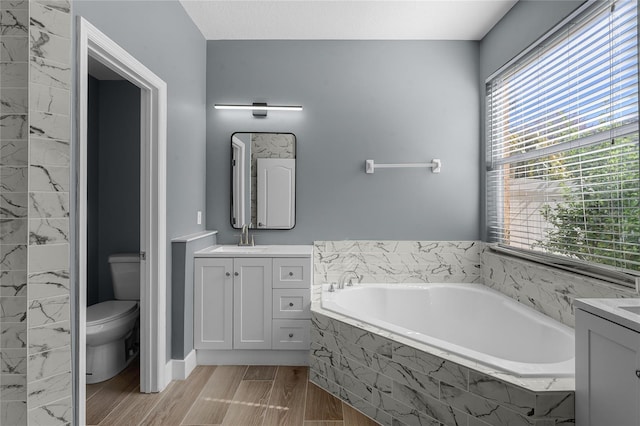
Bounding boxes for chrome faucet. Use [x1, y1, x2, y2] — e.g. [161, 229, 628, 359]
[238, 224, 254, 246]
[337, 271, 359, 289]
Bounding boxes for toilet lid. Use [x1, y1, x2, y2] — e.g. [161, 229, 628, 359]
[87, 300, 138, 326]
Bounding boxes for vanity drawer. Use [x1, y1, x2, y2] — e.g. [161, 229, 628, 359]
[273, 258, 311, 288]
[273, 289, 310, 319]
[272, 319, 310, 350]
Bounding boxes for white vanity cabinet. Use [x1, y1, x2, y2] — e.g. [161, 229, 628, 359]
[194, 245, 312, 355]
[575, 299, 640, 426]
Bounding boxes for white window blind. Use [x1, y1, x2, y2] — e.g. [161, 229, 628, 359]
[486, 0, 639, 281]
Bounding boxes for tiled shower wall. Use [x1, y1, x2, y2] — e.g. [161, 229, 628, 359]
[1, 0, 72, 424]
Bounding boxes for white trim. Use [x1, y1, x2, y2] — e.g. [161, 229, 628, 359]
[77, 17, 168, 424]
[169, 350, 198, 380]
[196, 349, 310, 366]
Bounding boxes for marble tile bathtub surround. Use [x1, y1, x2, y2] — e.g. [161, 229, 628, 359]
[480, 247, 639, 328]
[310, 312, 576, 426]
[314, 241, 482, 292]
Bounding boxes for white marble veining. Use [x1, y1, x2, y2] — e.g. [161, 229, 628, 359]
[1, 322, 26, 348]
[0, 270, 27, 296]
[482, 247, 639, 327]
[0, 8, 27, 35]
[27, 320, 70, 355]
[27, 270, 69, 299]
[28, 218, 68, 245]
[30, 56, 70, 90]
[0, 165, 27, 192]
[1, 113, 28, 139]
[27, 345, 70, 381]
[28, 294, 68, 326]
[29, 164, 69, 191]
[30, 2, 71, 38]
[29, 29, 69, 65]
[1, 400, 27, 425]
[26, 369, 71, 407]
[0, 88, 28, 113]
[29, 138, 69, 165]
[1, 348, 26, 374]
[28, 396, 72, 425]
[29, 111, 69, 141]
[28, 192, 69, 218]
[29, 84, 69, 116]
[1, 139, 27, 165]
[0, 218, 27, 244]
[314, 240, 481, 288]
[0, 244, 27, 270]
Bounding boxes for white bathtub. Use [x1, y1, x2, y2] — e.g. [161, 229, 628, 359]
[321, 283, 575, 378]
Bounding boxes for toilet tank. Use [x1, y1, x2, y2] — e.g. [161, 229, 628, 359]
[108, 253, 140, 300]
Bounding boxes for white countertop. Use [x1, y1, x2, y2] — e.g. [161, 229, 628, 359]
[574, 297, 640, 333]
[195, 244, 313, 258]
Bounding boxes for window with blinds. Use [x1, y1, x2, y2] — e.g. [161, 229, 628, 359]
[486, 0, 639, 283]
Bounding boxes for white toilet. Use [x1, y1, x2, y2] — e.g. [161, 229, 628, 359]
[86, 253, 140, 384]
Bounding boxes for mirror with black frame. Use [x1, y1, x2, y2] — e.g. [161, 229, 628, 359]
[230, 132, 296, 230]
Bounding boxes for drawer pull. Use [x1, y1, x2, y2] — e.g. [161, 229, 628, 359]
[225, 272, 230, 277]
[636, 370, 640, 379]
[234, 272, 239, 276]
[289, 333, 294, 338]
[288, 272, 294, 277]
[289, 302, 294, 307]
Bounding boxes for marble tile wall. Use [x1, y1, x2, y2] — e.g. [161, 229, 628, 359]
[313, 240, 481, 292]
[27, 0, 72, 423]
[481, 247, 639, 328]
[1, 0, 29, 423]
[1, 0, 71, 424]
[311, 311, 575, 426]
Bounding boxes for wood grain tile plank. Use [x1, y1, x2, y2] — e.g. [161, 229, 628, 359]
[221, 380, 273, 425]
[342, 403, 380, 426]
[181, 365, 248, 425]
[86, 382, 105, 401]
[303, 422, 344, 426]
[263, 366, 308, 426]
[304, 382, 343, 421]
[138, 365, 215, 426]
[98, 383, 173, 426]
[244, 365, 277, 381]
[86, 362, 140, 425]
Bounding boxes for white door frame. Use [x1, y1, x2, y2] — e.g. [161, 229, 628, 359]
[76, 16, 168, 423]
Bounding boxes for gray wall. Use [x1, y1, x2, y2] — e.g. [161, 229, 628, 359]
[207, 41, 481, 244]
[87, 78, 141, 305]
[478, 0, 584, 240]
[73, 1, 207, 361]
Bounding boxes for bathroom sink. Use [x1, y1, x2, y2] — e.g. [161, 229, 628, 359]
[619, 306, 640, 316]
[210, 246, 268, 253]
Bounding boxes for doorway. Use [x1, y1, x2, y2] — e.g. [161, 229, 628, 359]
[77, 17, 168, 425]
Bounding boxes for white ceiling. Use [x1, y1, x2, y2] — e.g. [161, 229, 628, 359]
[180, 0, 518, 41]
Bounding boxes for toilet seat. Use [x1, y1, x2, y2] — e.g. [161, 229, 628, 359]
[87, 300, 138, 326]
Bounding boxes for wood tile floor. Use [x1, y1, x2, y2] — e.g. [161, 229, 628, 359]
[86, 362, 380, 426]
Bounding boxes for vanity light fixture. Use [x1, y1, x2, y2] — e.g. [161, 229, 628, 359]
[214, 102, 303, 117]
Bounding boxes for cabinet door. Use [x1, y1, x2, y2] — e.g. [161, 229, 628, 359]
[233, 258, 272, 349]
[576, 309, 640, 426]
[194, 258, 233, 349]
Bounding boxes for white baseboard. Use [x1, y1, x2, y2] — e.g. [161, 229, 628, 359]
[196, 349, 309, 366]
[169, 350, 198, 380]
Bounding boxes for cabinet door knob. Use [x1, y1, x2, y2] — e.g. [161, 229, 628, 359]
[636, 370, 640, 379]
[225, 272, 231, 277]
[234, 272, 239, 276]
[288, 333, 294, 338]
[289, 302, 294, 307]
[288, 272, 294, 277]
